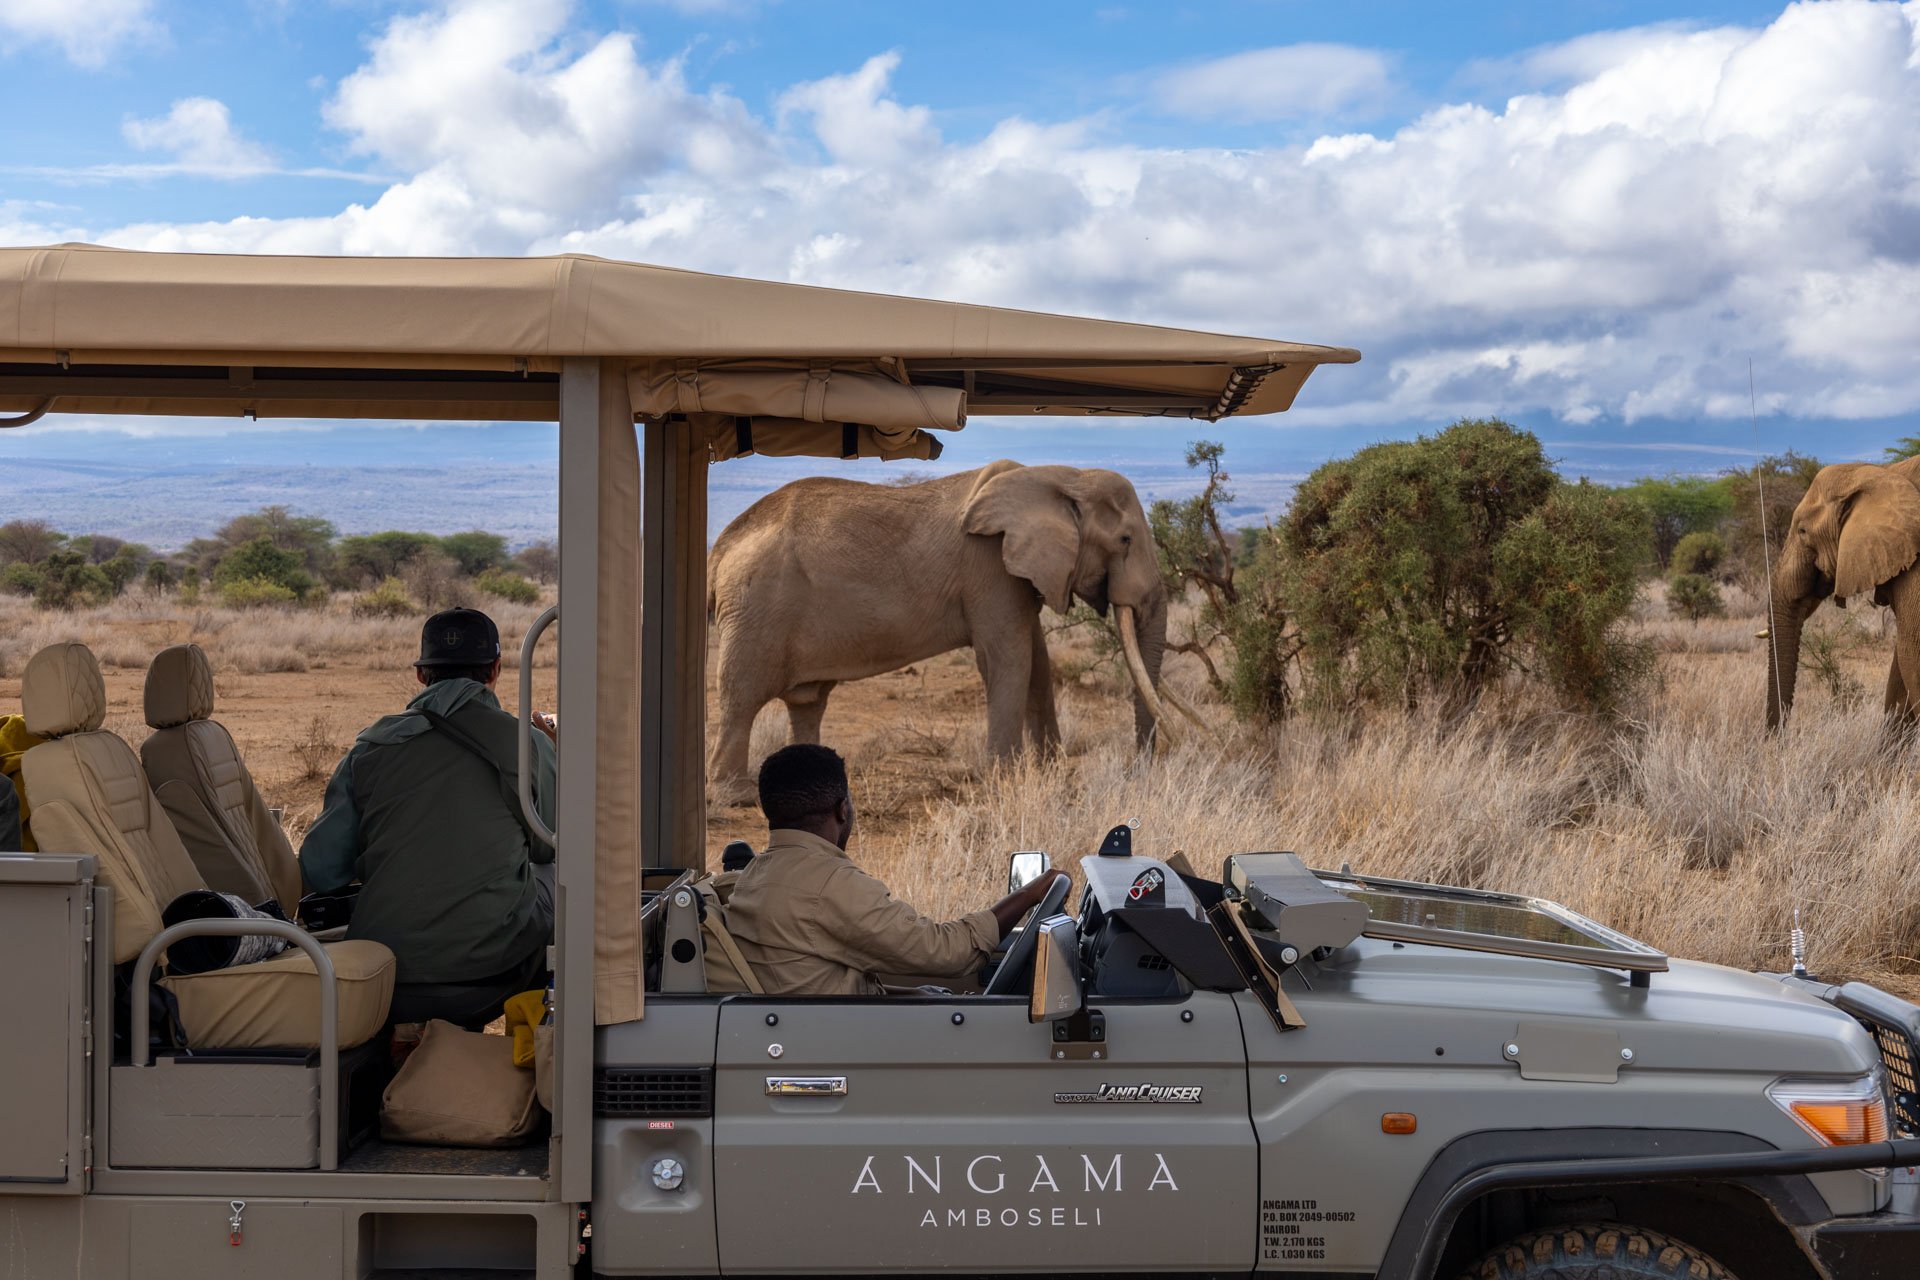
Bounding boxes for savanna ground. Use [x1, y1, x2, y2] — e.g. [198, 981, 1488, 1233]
[3, 581, 1916, 1001]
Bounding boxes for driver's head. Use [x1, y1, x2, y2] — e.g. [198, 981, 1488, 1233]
[758, 744, 855, 849]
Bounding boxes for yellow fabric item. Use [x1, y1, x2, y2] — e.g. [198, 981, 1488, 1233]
[502, 989, 546, 1068]
[0, 715, 46, 852]
[162, 939, 396, 1052]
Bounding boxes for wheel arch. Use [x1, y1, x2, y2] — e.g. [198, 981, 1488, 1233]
[1379, 1128, 1830, 1280]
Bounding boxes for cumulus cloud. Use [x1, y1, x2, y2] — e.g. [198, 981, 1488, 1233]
[82, 0, 1920, 433]
[1154, 44, 1397, 122]
[123, 98, 276, 174]
[0, 0, 159, 67]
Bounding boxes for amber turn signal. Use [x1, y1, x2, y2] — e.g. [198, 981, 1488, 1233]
[1381, 1112, 1417, 1135]
[1767, 1076, 1889, 1146]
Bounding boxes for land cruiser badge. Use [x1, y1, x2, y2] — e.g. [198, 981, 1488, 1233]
[1054, 1081, 1203, 1104]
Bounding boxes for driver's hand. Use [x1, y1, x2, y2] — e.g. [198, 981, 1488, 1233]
[1019, 869, 1070, 908]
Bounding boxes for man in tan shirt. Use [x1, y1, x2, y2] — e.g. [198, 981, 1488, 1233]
[727, 743, 1069, 996]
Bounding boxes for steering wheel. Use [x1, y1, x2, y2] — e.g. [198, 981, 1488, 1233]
[983, 873, 1073, 996]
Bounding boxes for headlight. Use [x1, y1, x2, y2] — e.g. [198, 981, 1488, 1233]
[1767, 1074, 1891, 1146]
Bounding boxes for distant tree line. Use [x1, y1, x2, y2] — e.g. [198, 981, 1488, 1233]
[0, 506, 557, 614]
[1150, 420, 1824, 723]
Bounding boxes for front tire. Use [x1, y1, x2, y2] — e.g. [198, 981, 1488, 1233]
[1458, 1222, 1736, 1280]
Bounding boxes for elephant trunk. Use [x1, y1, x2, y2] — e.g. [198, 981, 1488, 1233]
[1765, 585, 1812, 731]
[1117, 599, 1173, 749]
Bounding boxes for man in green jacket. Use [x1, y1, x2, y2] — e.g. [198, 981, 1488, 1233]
[302, 607, 558, 1027]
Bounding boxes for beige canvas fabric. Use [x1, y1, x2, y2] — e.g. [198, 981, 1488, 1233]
[0, 245, 1359, 421]
[19, 641, 394, 1047]
[628, 362, 965, 430]
[381, 1019, 540, 1147]
[595, 361, 645, 1026]
[696, 414, 943, 462]
[140, 646, 304, 911]
[162, 940, 394, 1052]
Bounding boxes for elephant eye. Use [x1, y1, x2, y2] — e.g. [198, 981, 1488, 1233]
[1121, 534, 1134, 546]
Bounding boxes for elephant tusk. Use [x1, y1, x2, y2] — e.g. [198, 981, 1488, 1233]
[1159, 682, 1221, 744]
[1116, 605, 1178, 749]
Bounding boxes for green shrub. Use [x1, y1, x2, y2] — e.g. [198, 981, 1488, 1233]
[219, 576, 300, 609]
[178, 565, 201, 606]
[1282, 419, 1651, 713]
[1667, 573, 1727, 623]
[214, 535, 314, 599]
[144, 560, 175, 593]
[475, 567, 539, 605]
[0, 563, 41, 598]
[337, 530, 439, 585]
[438, 530, 509, 576]
[1668, 530, 1727, 580]
[351, 577, 418, 618]
[33, 551, 113, 610]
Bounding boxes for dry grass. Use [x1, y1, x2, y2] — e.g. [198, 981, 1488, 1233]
[0, 589, 556, 679]
[871, 614, 1920, 998]
[5, 581, 1915, 997]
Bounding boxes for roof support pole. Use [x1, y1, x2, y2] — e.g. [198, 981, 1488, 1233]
[639, 414, 709, 870]
[555, 358, 646, 1204]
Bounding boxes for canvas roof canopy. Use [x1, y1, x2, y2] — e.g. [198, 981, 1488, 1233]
[0, 243, 1357, 1194]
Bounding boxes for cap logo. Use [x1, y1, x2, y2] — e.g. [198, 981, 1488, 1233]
[444, 628, 463, 647]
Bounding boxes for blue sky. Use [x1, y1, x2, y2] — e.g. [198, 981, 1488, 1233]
[4, 0, 1918, 540]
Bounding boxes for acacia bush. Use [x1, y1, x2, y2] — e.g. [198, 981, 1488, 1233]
[475, 566, 539, 605]
[1667, 573, 1726, 623]
[213, 535, 315, 600]
[350, 577, 417, 619]
[219, 576, 301, 609]
[1669, 530, 1727, 579]
[1281, 419, 1651, 713]
[34, 550, 114, 611]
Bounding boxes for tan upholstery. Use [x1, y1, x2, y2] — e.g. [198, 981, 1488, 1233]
[163, 940, 395, 1052]
[141, 644, 303, 910]
[19, 642, 392, 1050]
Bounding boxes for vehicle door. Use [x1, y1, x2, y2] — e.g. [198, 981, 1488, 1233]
[712, 990, 1255, 1274]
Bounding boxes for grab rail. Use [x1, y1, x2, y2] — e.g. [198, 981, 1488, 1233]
[518, 604, 560, 848]
[128, 918, 341, 1170]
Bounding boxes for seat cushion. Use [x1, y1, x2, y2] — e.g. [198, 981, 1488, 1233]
[145, 721, 303, 910]
[164, 939, 396, 1052]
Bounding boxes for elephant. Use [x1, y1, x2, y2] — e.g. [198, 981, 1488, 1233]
[1765, 457, 1920, 729]
[707, 460, 1197, 792]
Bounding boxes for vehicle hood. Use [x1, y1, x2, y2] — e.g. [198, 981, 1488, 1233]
[1276, 936, 1879, 1078]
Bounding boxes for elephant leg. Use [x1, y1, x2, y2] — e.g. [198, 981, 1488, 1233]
[974, 632, 1034, 760]
[783, 681, 837, 745]
[709, 627, 778, 799]
[1891, 580, 1920, 734]
[1025, 622, 1061, 754]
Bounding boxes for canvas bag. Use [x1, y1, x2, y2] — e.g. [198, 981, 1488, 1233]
[381, 1019, 540, 1147]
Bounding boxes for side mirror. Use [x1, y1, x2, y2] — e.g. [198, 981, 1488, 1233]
[1028, 914, 1084, 1024]
[1008, 850, 1050, 896]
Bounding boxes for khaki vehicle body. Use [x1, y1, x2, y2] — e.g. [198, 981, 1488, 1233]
[1, 246, 1916, 1280]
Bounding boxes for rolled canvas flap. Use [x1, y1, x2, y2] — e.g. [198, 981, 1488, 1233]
[628, 362, 965, 432]
[699, 415, 944, 463]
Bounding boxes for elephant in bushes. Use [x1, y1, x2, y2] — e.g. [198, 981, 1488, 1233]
[1766, 457, 1920, 728]
[707, 460, 1192, 791]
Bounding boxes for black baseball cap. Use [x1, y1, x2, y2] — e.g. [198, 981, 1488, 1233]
[416, 607, 502, 668]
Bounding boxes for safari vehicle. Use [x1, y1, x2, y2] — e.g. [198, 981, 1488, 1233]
[0, 244, 1915, 1280]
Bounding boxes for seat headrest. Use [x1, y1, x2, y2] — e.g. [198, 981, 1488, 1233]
[145, 643, 216, 729]
[22, 643, 108, 739]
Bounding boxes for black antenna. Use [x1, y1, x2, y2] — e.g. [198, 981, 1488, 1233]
[1753, 358, 1786, 725]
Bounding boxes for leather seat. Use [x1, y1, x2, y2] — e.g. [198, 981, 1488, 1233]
[140, 643, 303, 911]
[20, 642, 393, 1051]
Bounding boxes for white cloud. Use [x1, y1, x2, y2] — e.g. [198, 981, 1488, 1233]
[74, 0, 1920, 435]
[123, 98, 276, 174]
[1154, 44, 1396, 122]
[0, 0, 159, 67]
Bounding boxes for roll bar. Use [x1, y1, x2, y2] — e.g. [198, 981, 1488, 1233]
[518, 604, 560, 848]
[128, 918, 341, 1171]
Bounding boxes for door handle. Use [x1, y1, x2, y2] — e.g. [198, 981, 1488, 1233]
[766, 1076, 848, 1096]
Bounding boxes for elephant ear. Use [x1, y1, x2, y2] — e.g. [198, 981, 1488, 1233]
[1834, 469, 1920, 601]
[963, 463, 1079, 613]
